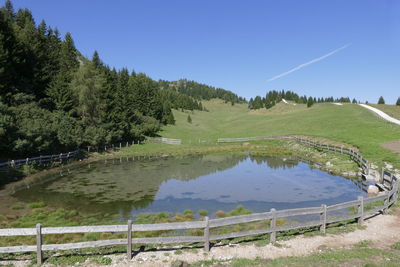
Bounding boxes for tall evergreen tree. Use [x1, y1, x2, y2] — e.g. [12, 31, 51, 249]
[2, 0, 15, 20]
[396, 97, 400, 106]
[46, 72, 75, 112]
[378, 96, 385, 104]
[59, 32, 79, 76]
[0, 11, 21, 101]
[307, 96, 314, 108]
[92, 50, 102, 69]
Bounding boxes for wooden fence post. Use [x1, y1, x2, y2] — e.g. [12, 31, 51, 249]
[394, 181, 399, 204]
[127, 220, 132, 260]
[270, 208, 276, 243]
[357, 196, 364, 225]
[383, 193, 389, 214]
[36, 223, 42, 265]
[320, 204, 327, 233]
[204, 216, 210, 252]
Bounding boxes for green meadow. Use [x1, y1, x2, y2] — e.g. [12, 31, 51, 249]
[122, 99, 400, 168]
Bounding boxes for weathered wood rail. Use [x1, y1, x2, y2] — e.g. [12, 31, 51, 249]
[0, 179, 398, 264]
[1, 136, 399, 264]
[218, 135, 371, 175]
[148, 137, 182, 145]
[0, 150, 80, 170]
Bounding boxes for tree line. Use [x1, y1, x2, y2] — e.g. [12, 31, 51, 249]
[0, 1, 242, 159]
[159, 79, 246, 106]
[250, 91, 400, 110]
[378, 96, 400, 106]
[248, 90, 359, 110]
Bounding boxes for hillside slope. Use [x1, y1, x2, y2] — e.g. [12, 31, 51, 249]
[158, 100, 400, 167]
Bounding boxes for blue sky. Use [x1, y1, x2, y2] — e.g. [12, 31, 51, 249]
[8, 0, 400, 103]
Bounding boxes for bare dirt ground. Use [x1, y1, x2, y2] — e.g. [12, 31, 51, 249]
[114, 210, 400, 267]
[381, 140, 400, 153]
[3, 208, 399, 267]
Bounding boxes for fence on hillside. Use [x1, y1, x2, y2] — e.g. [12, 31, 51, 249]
[217, 135, 371, 176]
[0, 150, 81, 170]
[86, 140, 137, 153]
[148, 137, 182, 145]
[0, 136, 181, 170]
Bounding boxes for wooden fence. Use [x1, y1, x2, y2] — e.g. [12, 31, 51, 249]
[0, 179, 398, 264]
[148, 137, 182, 145]
[0, 150, 80, 170]
[217, 135, 371, 175]
[1, 136, 399, 264]
[87, 140, 138, 153]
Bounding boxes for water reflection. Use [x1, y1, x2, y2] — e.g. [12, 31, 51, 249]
[12, 154, 367, 219]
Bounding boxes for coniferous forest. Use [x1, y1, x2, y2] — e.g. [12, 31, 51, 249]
[0, 1, 243, 159]
[248, 90, 353, 110]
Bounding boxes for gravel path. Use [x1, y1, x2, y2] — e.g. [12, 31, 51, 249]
[359, 104, 400, 126]
[103, 210, 400, 266]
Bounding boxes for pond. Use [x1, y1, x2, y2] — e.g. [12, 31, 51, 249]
[12, 154, 368, 220]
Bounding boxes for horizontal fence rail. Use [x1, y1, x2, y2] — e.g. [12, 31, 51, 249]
[0, 181, 398, 262]
[1, 136, 399, 264]
[1, 137, 163, 170]
[0, 150, 80, 170]
[217, 135, 371, 175]
[148, 137, 182, 145]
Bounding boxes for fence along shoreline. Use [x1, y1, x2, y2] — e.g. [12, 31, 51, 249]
[0, 135, 398, 264]
[0, 137, 183, 170]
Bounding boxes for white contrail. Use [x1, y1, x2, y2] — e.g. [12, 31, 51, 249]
[268, 43, 351, 82]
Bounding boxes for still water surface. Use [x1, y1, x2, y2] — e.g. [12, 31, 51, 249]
[13, 155, 367, 219]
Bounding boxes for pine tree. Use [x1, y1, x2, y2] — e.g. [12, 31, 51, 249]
[92, 50, 102, 69]
[307, 96, 314, 108]
[166, 112, 175, 125]
[396, 97, 400, 106]
[3, 0, 15, 20]
[60, 32, 79, 76]
[187, 114, 192, 123]
[378, 96, 385, 104]
[46, 72, 75, 112]
[0, 10, 25, 101]
[352, 98, 357, 104]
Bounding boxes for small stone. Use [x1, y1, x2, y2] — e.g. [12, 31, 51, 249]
[384, 162, 393, 169]
[367, 185, 379, 194]
[326, 161, 332, 167]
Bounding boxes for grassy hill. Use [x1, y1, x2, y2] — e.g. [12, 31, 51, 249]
[124, 99, 400, 168]
[369, 104, 400, 120]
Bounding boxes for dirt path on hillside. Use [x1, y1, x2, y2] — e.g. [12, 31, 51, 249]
[359, 104, 400, 126]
